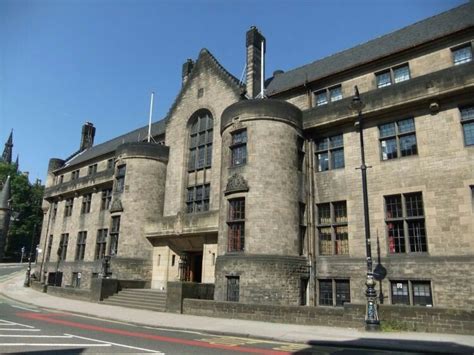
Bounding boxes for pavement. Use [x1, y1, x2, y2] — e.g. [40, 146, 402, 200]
[1, 269, 474, 352]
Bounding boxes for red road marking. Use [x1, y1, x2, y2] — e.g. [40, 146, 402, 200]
[17, 312, 291, 355]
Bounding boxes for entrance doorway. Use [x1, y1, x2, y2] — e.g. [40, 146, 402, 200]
[179, 252, 202, 282]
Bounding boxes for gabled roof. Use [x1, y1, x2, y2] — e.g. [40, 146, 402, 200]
[266, 1, 474, 95]
[62, 119, 166, 168]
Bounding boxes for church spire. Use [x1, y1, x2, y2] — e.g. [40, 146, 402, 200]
[1, 130, 13, 164]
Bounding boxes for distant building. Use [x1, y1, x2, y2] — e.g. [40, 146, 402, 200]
[39, 2, 473, 309]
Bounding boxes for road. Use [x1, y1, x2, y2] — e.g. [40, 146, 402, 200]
[0, 264, 463, 354]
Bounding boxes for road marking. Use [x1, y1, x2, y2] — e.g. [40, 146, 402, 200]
[11, 305, 40, 312]
[0, 334, 74, 338]
[0, 329, 40, 331]
[273, 343, 309, 352]
[66, 333, 163, 353]
[199, 336, 262, 347]
[0, 319, 36, 328]
[0, 343, 110, 347]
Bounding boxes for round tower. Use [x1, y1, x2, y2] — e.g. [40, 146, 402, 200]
[215, 99, 307, 305]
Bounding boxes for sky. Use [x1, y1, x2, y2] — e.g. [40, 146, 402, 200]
[0, 0, 466, 182]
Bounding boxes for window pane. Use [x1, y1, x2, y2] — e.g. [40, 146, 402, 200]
[317, 204, 331, 224]
[393, 65, 410, 83]
[206, 144, 212, 166]
[330, 134, 343, 148]
[463, 122, 474, 146]
[232, 130, 247, 145]
[335, 280, 350, 306]
[319, 227, 332, 255]
[228, 223, 245, 252]
[317, 152, 329, 171]
[316, 138, 329, 151]
[376, 71, 391, 88]
[198, 132, 206, 146]
[400, 134, 417, 157]
[413, 281, 433, 306]
[397, 118, 415, 133]
[379, 122, 396, 138]
[391, 281, 410, 305]
[232, 145, 247, 166]
[381, 138, 398, 160]
[333, 202, 347, 223]
[460, 106, 474, 121]
[331, 149, 345, 169]
[405, 193, 424, 217]
[408, 220, 427, 252]
[315, 91, 328, 106]
[329, 86, 342, 102]
[319, 280, 333, 306]
[204, 184, 210, 200]
[197, 148, 205, 169]
[453, 45, 472, 65]
[388, 221, 405, 253]
[385, 195, 402, 219]
[335, 226, 349, 255]
[188, 149, 196, 170]
[190, 134, 198, 148]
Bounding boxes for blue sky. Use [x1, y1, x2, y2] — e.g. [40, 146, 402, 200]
[0, 0, 465, 182]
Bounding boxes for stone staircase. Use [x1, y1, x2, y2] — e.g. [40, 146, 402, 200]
[101, 288, 167, 312]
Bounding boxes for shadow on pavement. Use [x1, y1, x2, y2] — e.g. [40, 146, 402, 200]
[293, 338, 474, 354]
[10, 349, 86, 355]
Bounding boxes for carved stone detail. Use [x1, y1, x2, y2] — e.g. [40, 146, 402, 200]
[110, 197, 123, 213]
[224, 173, 249, 195]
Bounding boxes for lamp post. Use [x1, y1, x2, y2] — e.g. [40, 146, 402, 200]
[351, 86, 380, 331]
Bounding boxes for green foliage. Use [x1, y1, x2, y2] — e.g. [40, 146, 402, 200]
[0, 162, 44, 260]
[381, 319, 414, 332]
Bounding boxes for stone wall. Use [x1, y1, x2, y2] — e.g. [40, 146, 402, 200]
[183, 299, 474, 335]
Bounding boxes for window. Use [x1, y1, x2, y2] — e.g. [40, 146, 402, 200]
[72, 272, 81, 288]
[318, 279, 350, 306]
[230, 129, 247, 167]
[226, 276, 240, 302]
[71, 169, 80, 181]
[107, 158, 114, 170]
[171, 254, 176, 266]
[317, 201, 348, 255]
[460, 106, 474, 146]
[391, 280, 433, 306]
[46, 235, 53, 262]
[101, 188, 112, 210]
[452, 44, 472, 65]
[188, 113, 213, 171]
[300, 278, 309, 306]
[379, 118, 417, 160]
[81, 193, 92, 214]
[95, 229, 108, 260]
[58, 233, 69, 261]
[227, 198, 245, 252]
[314, 85, 342, 106]
[59, 175, 64, 184]
[109, 216, 120, 256]
[64, 198, 74, 217]
[186, 184, 210, 213]
[88, 164, 97, 175]
[315, 134, 344, 171]
[115, 165, 126, 192]
[299, 203, 306, 256]
[385, 192, 426, 254]
[297, 136, 305, 172]
[75, 231, 87, 261]
[376, 63, 410, 88]
[51, 201, 58, 220]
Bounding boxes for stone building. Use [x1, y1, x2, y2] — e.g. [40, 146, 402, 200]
[39, 2, 473, 310]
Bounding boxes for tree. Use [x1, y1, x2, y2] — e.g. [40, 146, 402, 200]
[0, 162, 44, 261]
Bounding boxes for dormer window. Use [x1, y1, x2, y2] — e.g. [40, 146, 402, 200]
[314, 85, 342, 107]
[452, 44, 472, 65]
[376, 63, 410, 88]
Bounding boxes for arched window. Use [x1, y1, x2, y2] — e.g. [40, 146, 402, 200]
[188, 111, 213, 171]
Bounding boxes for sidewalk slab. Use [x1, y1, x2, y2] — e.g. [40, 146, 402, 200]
[1, 272, 473, 349]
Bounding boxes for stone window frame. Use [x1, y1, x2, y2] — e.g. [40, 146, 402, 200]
[460, 105, 474, 147]
[230, 129, 247, 167]
[186, 184, 210, 214]
[315, 134, 344, 172]
[88, 164, 98, 176]
[115, 164, 126, 193]
[316, 201, 349, 256]
[51, 201, 58, 220]
[109, 216, 121, 256]
[75, 231, 87, 261]
[318, 278, 350, 307]
[188, 111, 213, 172]
[390, 280, 433, 306]
[95, 229, 108, 260]
[227, 197, 245, 252]
[107, 158, 114, 170]
[81, 193, 92, 214]
[71, 169, 80, 181]
[64, 198, 74, 218]
[101, 188, 112, 211]
[379, 117, 417, 161]
[58, 233, 69, 261]
[313, 84, 343, 107]
[385, 192, 427, 254]
[451, 42, 473, 66]
[375, 63, 411, 88]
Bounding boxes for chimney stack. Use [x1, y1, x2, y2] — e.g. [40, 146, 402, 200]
[246, 26, 266, 99]
[182, 59, 194, 86]
[80, 122, 96, 151]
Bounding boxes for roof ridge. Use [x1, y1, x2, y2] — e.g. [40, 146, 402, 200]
[200, 48, 243, 87]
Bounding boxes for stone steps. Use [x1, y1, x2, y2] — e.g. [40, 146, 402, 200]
[101, 288, 167, 312]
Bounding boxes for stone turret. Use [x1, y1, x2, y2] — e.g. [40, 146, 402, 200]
[215, 99, 307, 305]
[0, 176, 11, 261]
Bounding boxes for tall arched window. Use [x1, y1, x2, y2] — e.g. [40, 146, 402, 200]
[188, 111, 213, 171]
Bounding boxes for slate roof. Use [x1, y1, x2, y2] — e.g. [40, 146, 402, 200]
[63, 119, 166, 168]
[266, 1, 474, 95]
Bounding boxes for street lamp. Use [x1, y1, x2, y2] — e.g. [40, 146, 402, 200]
[351, 86, 380, 331]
